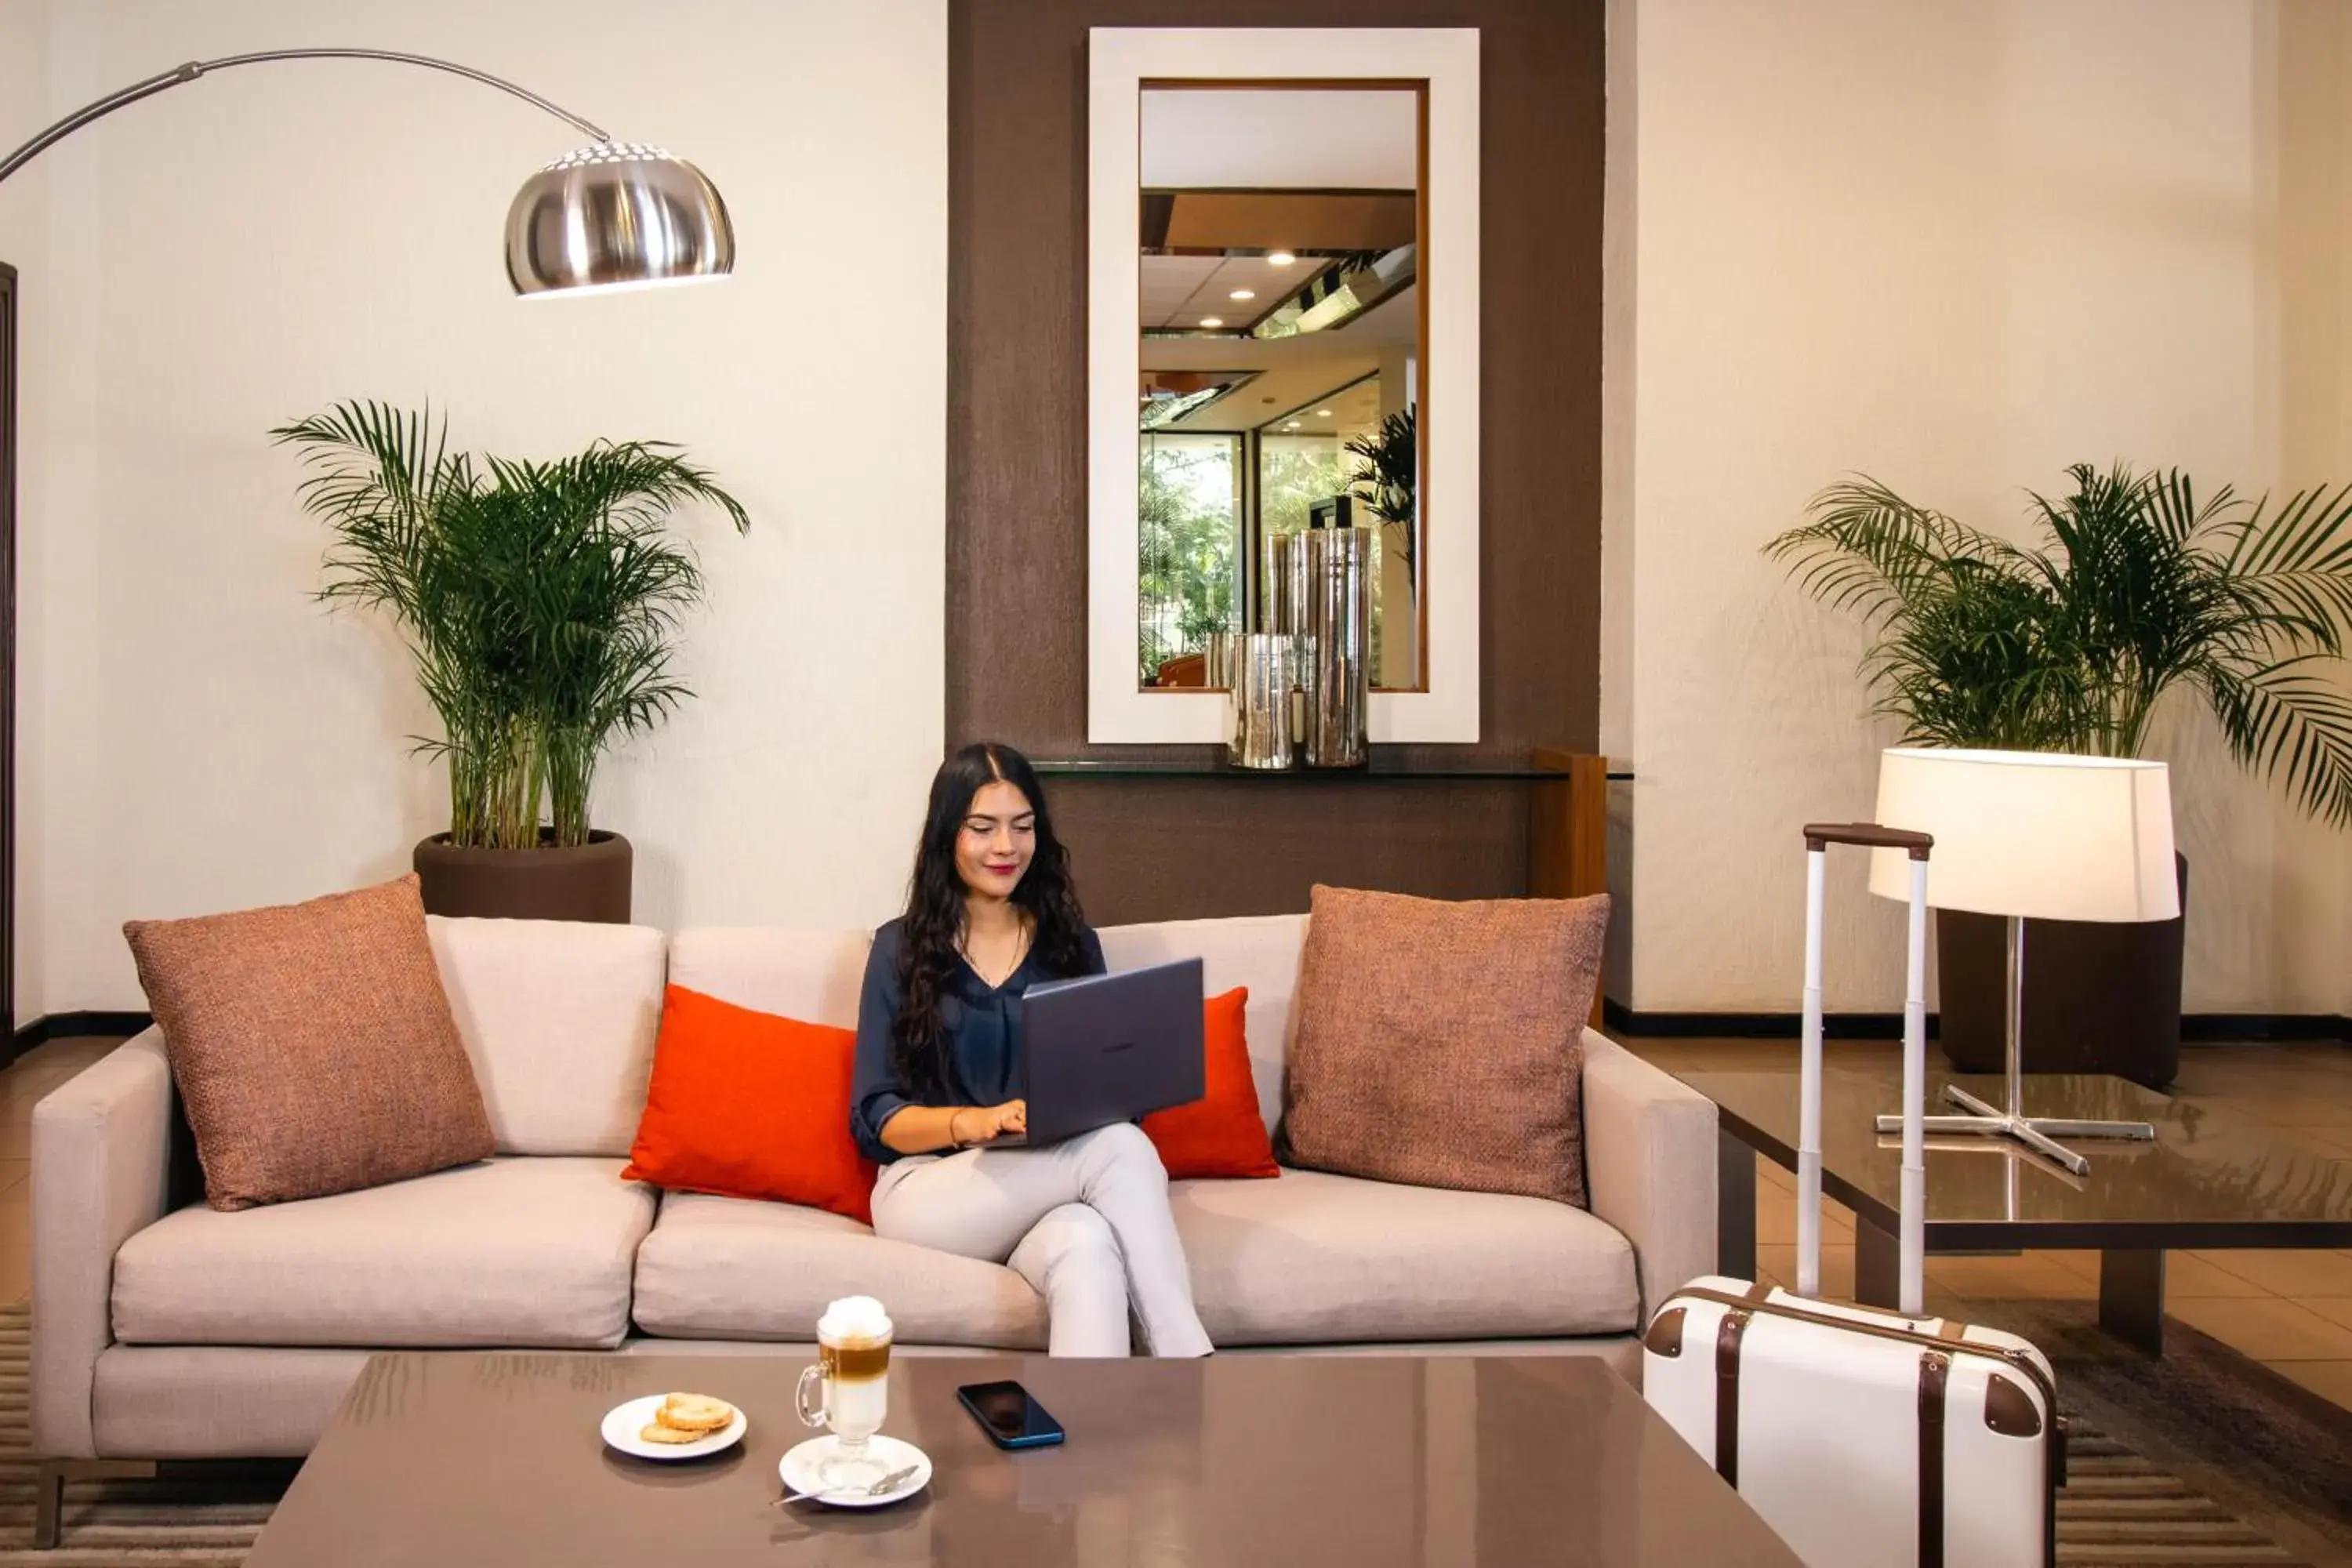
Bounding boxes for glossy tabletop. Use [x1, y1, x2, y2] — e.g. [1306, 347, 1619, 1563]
[1684, 1065, 2352, 1248]
[244, 1352, 1801, 1567]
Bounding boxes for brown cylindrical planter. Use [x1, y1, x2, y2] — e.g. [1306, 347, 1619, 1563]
[412, 830, 633, 924]
[1936, 852, 2187, 1091]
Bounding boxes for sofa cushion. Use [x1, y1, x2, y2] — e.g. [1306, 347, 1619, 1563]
[112, 1157, 654, 1349]
[632, 1192, 1047, 1349]
[666, 927, 873, 1028]
[1172, 1167, 1639, 1345]
[1099, 914, 1305, 1136]
[427, 917, 666, 1157]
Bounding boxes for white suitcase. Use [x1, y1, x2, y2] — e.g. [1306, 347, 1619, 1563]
[1641, 822, 2063, 1568]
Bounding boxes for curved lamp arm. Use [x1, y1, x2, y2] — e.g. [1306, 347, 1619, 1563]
[0, 48, 608, 187]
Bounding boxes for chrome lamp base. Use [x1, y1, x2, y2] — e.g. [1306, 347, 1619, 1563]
[1872, 913, 2154, 1178]
[1872, 1084, 2152, 1177]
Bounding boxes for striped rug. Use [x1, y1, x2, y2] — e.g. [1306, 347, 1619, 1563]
[2057, 1422, 2316, 1566]
[0, 1306, 2326, 1566]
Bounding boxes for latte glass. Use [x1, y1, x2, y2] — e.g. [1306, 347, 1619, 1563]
[795, 1296, 894, 1486]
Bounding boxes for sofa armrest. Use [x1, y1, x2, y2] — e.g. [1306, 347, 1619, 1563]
[32, 1030, 174, 1459]
[1581, 1030, 1716, 1322]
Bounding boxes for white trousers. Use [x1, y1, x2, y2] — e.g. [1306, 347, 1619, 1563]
[868, 1122, 1214, 1358]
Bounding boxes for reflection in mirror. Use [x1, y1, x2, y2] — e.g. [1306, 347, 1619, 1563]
[1136, 85, 1423, 694]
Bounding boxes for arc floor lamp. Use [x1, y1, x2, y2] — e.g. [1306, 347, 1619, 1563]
[0, 47, 735, 1040]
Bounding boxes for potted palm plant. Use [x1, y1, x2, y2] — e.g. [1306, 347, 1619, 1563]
[1767, 462, 2352, 1085]
[275, 401, 750, 922]
[1346, 405, 1417, 575]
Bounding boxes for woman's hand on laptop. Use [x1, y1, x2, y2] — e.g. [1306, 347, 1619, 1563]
[952, 1100, 1028, 1146]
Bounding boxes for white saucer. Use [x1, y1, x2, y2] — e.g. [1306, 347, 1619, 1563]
[600, 1395, 747, 1461]
[779, 1434, 931, 1507]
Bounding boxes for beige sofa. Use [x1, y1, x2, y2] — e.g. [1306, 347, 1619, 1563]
[31, 912, 1716, 1468]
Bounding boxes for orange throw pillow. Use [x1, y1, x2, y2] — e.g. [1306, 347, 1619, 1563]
[1143, 987, 1279, 1180]
[622, 985, 878, 1224]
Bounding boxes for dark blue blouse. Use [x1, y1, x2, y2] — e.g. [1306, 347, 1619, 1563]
[850, 917, 1109, 1163]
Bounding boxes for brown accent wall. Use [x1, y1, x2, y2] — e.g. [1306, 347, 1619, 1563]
[947, 2, 1602, 924]
[1, 263, 16, 1031]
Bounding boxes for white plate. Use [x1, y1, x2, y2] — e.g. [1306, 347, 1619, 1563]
[779, 1433, 931, 1507]
[600, 1394, 747, 1461]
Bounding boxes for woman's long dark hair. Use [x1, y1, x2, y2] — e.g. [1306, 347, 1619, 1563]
[892, 742, 1090, 1099]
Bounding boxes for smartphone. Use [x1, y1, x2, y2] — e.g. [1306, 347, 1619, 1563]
[956, 1380, 1066, 1450]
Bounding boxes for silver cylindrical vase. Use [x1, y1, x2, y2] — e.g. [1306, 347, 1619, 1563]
[1263, 532, 1307, 638]
[1262, 533, 1311, 742]
[1227, 633, 1298, 770]
[1301, 527, 1372, 768]
[1203, 629, 1238, 690]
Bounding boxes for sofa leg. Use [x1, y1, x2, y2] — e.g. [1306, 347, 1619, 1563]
[34, 1459, 158, 1549]
[34, 1465, 56, 1551]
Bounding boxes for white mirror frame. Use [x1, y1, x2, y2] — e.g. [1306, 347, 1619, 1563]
[1086, 27, 1482, 745]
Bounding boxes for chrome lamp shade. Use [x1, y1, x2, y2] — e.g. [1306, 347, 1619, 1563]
[506, 142, 735, 297]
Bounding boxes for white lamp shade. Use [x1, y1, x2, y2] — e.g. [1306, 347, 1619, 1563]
[1865, 748, 2178, 923]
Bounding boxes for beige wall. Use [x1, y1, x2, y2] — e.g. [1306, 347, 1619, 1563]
[2274, 0, 2352, 1019]
[1606, 0, 2352, 1014]
[0, 0, 948, 1022]
[2, 2, 53, 1022]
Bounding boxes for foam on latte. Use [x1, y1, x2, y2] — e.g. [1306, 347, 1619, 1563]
[819, 1295, 893, 1348]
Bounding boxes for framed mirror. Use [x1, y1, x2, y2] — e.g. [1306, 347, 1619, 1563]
[1138, 84, 1422, 695]
[1088, 30, 1479, 745]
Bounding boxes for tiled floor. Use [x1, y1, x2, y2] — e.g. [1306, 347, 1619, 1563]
[3, 1033, 2349, 1415]
[1621, 1033, 2352, 1417]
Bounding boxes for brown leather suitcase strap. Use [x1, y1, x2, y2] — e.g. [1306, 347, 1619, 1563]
[1674, 1286, 2060, 1420]
[1715, 1305, 1753, 1486]
[1918, 1351, 1949, 1568]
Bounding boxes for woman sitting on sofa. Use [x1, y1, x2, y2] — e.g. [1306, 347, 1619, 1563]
[850, 741, 1213, 1358]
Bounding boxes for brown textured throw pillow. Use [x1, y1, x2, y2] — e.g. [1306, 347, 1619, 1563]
[1280, 886, 1610, 1207]
[123, 874, 494, 1210]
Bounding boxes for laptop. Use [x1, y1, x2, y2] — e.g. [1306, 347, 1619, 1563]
[1002, 957, 1207, 1147]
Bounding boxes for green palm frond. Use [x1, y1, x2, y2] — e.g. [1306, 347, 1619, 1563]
[1764, 476, 2027, 622]
[2203, 656, 2352, 827]
[275, 402, 750, 848]
[1766, 462, 2352, 824]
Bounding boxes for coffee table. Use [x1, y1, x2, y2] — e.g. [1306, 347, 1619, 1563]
[241, 1351, 1802, 1566]
[1684, 1065, 2352, 1353]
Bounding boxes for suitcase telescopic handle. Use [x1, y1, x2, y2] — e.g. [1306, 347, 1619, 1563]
[1802, 822, 1933, 857]
[1797, 823, 1933, 1316]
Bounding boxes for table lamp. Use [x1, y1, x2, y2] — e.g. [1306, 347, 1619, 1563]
[1866, 747, 2178, 1174]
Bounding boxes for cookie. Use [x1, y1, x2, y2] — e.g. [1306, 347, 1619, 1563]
[657, 1393, 735, 1433]
[639, 1420, 710, 1445]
